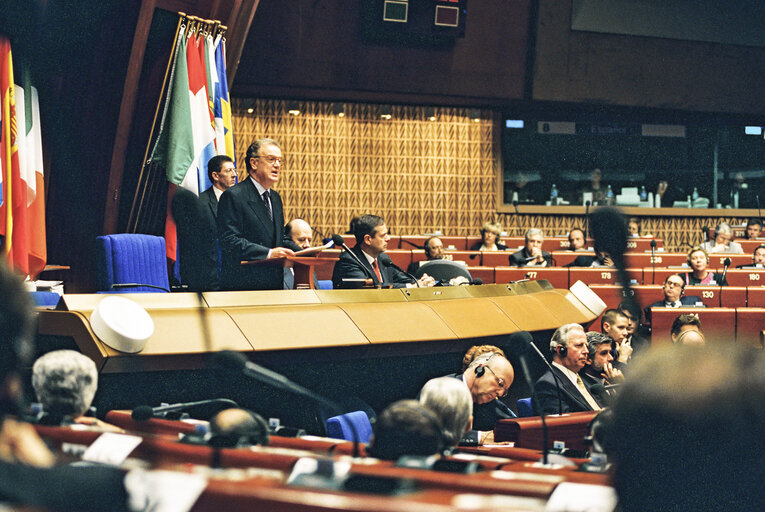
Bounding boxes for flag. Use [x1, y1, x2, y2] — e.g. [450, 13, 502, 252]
[0, 35, 33, 277]
[214, 36, 235, 163]
[186, 30, 216, 194]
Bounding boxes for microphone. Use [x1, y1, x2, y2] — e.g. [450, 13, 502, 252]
[331, 234, 376, 283]
[700, 225, 708, 245]
[516, 345, 551, 466]
[512, 200, 519, 215]
[650, 239, 657, 284]
[131, 398, 239, 421]
[522, 335, 563, 415]
[380, 255, 419, 287]
[719, 257, 731, 305]
[111, 282, 171, 293]
[399, 238, 424, 250]
[584, 200, 591, 239]
[470, 278, 483, 285]
[213, 350, 362, 458]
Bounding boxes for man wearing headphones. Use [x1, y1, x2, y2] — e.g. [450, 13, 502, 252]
[737, 244, 765, 268]
[407, 236, 445, 275]
[532, 324, 602, 415]
[447, 352, 515, 441]
[700, 222, 744, 254]
[644, 274, 703, 323]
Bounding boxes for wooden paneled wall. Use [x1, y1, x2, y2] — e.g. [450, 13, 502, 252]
[232, 99, 751, 252]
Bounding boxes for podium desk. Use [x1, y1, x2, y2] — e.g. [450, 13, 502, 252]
[725, 269, 765, 287]
[494, 267, 569, 288]
[439, 236, 468, 250]
[624, 252, 686, 269]
[568, 267, 643, 286]
[494, 411, 598, 451]
[706, 254, 753, 268]
[739, 239, 765, 253]
[748, 287, 765, 307]
[649, 308, 736, 346]
[736, 308, 765, 349]
[480, 251, 509, 267]
[467, 266, 495, 284]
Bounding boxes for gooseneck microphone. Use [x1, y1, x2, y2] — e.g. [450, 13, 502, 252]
[512, 200, 519, 215]
[584, 200, 591, 239]
[650, 239, 657, 285]
[523, 336, 563, 416]
[399, 238, 424, 250]
[131, 398, 239, 421]
[111, 283, 171, 293]
[517, 349, 551, 466]
[213, 350, 362, 458]
[331, 234, 375, 282]
[380, 255, 419, 287]
[700, 225, 709, 246]
[719, 257, 731, 306]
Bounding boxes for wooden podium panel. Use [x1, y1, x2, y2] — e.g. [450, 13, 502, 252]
[337, 302, 457, 343]
[736, 308, 765, 348]
[649, 307, 736, 346]
[536, 289, 601, 325]
[202, 289, 321, 307]
[707, 254, 752, 268]
[463, 283, 516, 297]
[481, 251, 509, 267]
[494, 411, 599, 451]
[419, 298, 522, 338]
[487, 295, 565, 332]
[446, 251, 483, 265]
[385, 249, 412, 269]
[739, 239, 765, 252]
[59, 292, 203, 311]
[404, 286, 472, 301]
[315, 288, 408, 304]
[439, 236, 468, 250]
[625, 238, 663, 251]
[228, 304, 368, 350]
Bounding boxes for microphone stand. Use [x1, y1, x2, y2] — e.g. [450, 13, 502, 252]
[517, 352, 550, 466]
[111, 282, 171, 293]
[719, 257, 730, 306]
[526, 339, 563, 416]
[650, 239, 657, 285]
[331, 234, 376, 283]
[584, 200, 591, 240]
[381, 258, 420, 287]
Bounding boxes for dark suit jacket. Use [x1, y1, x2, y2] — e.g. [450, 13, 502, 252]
[580, 372, 612, 408]
[217, 179, 300, 290]
[445, 373, 516, 433]
[199, 186, 219, 219]
[564, 255, 611, 267]
[171, 188, 220, 291]
[643, 296, 703, 322]
[509, 248, 553, 267]
[332, 245, 414, 289]
[532, 365, 595, 415]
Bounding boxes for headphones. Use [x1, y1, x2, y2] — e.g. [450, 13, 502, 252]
[557, 345, 568, 358]
[687, 247, 709, 266]
[473, 352, 499, 378]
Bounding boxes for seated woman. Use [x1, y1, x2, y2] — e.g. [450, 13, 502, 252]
[470, 222, 507, 251]
[683, 247, 728, 286]
[700, 222, 744, 254]
[627, 217, 652, 238]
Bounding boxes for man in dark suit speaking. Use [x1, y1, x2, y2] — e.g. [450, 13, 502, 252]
[218, 138, 300, 290]
[332, 214, 435, 289]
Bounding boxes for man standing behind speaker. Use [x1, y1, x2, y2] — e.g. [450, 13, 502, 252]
[332, 214, 435, 288]
[532, 324, 602, 415]
[218, 139, 301, 290]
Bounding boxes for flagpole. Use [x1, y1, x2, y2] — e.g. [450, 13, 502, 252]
[128, 13, 185, 233]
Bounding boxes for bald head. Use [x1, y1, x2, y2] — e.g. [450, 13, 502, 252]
[286, 219, 313, 249]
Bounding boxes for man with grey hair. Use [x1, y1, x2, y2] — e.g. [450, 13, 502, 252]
[419, 377, 473, 448]
[532, 323, 601, 415]
[32, 350, 98, 423]
[580, 332, 623, 406]
[509, 228, 552, 267]
[700, 222, 744, 254]
[218, 138, 302, 290]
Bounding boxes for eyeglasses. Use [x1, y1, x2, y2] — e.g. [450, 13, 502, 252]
[254, 155, 284, 166]
[215, 168, 237, 174]
[484, 365, 509, 398]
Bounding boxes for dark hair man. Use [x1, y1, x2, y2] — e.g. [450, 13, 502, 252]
[670, 314, 704, 345]
[217, 138, 302, 290]
[580, 332, 622, 406]
[201, 155, 236, 218]
[366, 400, 445, 460]
[745, 218, 762, 240]
[532, 323, 602, 415]
[607, 345, 765, 511]
[737, 244, 765, 269]
[567, 228, 586, 251]
[0, 263, 131, 510]
[602, 309, 632, 365]
[509, 228, 553, 267]
[332, 214, 434, 288]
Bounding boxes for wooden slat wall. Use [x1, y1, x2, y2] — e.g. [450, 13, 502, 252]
[232, 99, 749, 252]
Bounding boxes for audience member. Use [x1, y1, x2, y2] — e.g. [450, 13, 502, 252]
[607, 345, 765, 511]
[674, 328, 705, 346]
[643, 274, 703, 322]
[683, 246, 728, 286]
[532, 323, 601, 415]
[32, 350, 98, 425]
[601, 309, 632, 367]
[470, 222, 507, 251]
[461, 344, 506, 372]
[745, 218, 763, 239]
[218, 138, 301, 290]
[566, 239, 613, 267]
[567, 228, 587, 251]
[283, 218, 315, 288]
[737, 244, 765, 268]
[418, 377, 473, 449]
[670, 314, 703, 344]
[700, 222, 744, 254]
[366, 400, 444, 460]
[446, 352, 515, 438]
[201, 155, 237, 217]
[579, 167, 608, 205]
[616, 303, 650, 356]
[509, 228, 552, 267]
[580, 332, 622, 406]
[407, 236, 445, 274]
[208, 408, 270, 448]
[332, 214, 434, 288]
[0, 263, 131, 510]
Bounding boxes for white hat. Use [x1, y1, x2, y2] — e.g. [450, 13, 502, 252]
[90, 296, 154, 353]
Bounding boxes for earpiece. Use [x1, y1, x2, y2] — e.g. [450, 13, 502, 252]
[557, 345, 568, 358]
[474, 365, 486, 378]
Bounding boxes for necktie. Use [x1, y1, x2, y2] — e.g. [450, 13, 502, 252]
[262, 190, 273, 220]
[372, 260, 382, 283]
[576, 374, 602, 411]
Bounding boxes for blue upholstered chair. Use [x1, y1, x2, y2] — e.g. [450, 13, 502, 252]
[95, 234, 170, 293]
[326, 410, 373, 443]
[30, 291, 61, 308]
[516, 397, 534, 417]
[317, 279, 333, 290]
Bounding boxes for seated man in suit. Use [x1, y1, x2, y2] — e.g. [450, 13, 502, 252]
[737, 244, 765, 268]
[532, 323, 602, 415]
[332, 214, 435, 288]
[366, 400, 445, 461]
[283, 219, 317, 289]
[643, 274, 703, 322]
[407, 236, 444, 275]
[580, 332, 623, 407]
[509, 228, 553, 267]
[565, 240, 614, 267]
[567, 227, 587, 251]
[218, 138, 302, 290]
[419, 377, 473, 451]
[745, 218, 762, 240]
